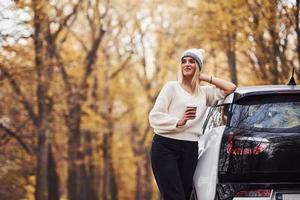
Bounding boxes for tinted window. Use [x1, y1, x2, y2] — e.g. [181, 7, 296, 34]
[230, 94, 300, 130]
[203, 105, 229, 134]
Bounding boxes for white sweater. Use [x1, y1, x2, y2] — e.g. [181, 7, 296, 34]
[149, 81, 226, 141]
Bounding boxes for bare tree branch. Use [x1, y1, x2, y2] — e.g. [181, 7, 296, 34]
[53, 45, 72, 91]
[81, 25, 105, 88]
[0, 65, 39, 125]
[53, 1, 81, 40]
[0, 123, 34, 155]
[109, 52, 133, 79]
[59, 13, 78, 44]
[99, 0, 110, 20]
[69, 29, 89, 53]
[86, 0, 96, 41]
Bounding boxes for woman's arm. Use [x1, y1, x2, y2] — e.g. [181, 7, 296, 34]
[149, 82, 182, 133]
[199, 73, 236, 95]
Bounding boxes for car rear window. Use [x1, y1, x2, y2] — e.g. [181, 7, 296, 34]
[230, 94, 300, 130]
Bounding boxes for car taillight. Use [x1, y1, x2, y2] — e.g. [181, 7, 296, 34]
[235, 189, 272, 197]
[226, 132, 269, 155]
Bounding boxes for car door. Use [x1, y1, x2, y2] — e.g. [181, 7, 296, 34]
[193, 104, 230, 200]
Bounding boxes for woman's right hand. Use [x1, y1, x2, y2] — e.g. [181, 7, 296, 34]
[176, 107, 197, 127]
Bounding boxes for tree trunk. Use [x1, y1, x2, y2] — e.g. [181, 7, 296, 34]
[295, 0, 300, 77]
[224, 29, 238, 85]
[131, 123, 153, 200]
[83, 131, 98, 200]
[48, 144, 60, 200]
[101, 66, 118, 199]
[102, 116, 118, 200]
[144, 151, 153, 200]
[35, 127, 49, 200]
[135, 159, 142, 200]
[78, 152, 88, 200]
[32, 1, 53, 199]
[269, 12, 280, 85]
[135, 150, 153, 200]
[226, 48, 238, 85]
[67, 104, 83, 200]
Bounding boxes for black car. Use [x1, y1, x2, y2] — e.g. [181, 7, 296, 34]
[193, 83, 300, 200]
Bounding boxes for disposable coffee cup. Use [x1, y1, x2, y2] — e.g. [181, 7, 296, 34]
[186, 105, 197, 119]
[186, 105, 197, 111]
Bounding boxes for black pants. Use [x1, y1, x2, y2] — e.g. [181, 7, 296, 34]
[150, 134, 198, 200]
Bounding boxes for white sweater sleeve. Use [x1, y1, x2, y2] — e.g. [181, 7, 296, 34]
[203, 86, 226, 106]
[149, 82, 181, 133]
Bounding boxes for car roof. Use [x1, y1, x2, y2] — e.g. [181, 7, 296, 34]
[235, 85, 300, 94]
[217, 85, 300, 105]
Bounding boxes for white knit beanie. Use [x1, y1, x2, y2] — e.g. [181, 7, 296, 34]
[181, 48, 205, 71]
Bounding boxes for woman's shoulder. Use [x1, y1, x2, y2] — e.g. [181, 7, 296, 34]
[200, 85, 226, 99]
[159, 80, 179, 94]
[199, 85, 213, 92]
[199, 85, 219, 95]
[163, 80, 179, 89]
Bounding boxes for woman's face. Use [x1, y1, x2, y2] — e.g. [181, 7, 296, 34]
[181, 56, 197, 78]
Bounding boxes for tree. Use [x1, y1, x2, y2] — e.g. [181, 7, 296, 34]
[294, 0, 300, 78]
[1, 0, 56, 198]
[1, 0, 80, 199]
[191, 0, 251, 85]
[52, 0, 106, 198]
[128, 2, 183, 198]
[244, 0, 297, 84]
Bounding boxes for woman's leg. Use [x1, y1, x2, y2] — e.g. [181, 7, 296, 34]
[150, 134, 186, 200]
[178, 141, 198, 200]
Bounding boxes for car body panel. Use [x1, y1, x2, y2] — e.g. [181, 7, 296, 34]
[193, 126, 226, 200]
[217, 85, 300, 106]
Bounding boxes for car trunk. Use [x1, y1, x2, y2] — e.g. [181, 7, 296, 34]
[218, 93, 300, 183]
[218, 128, 300, 183]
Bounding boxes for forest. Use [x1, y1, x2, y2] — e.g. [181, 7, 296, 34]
[0, 0, 300, 199]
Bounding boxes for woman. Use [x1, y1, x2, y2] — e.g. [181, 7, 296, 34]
[149, 48, 236, 200]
